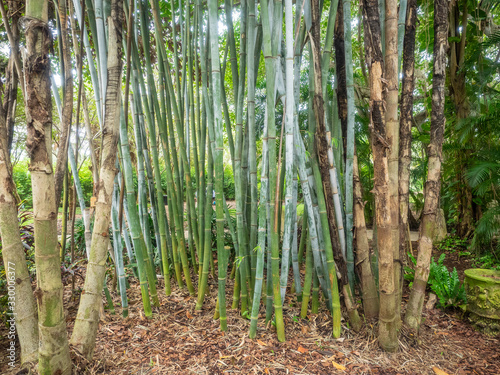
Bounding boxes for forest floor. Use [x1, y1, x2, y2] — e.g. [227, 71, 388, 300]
[1, 248, 499, 375]
[1, 217, 499, 374]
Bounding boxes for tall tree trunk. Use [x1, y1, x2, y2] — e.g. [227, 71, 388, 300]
[0, 0, 22, 155]
[0, 129, 39, 366]
[70, 0, 124, 359]
[311, 0, 361, 333]
[24, 1, 72, 372]
[334, 1, 347, 152]
[449, 0, 472, 238]
[404, 0, 448, 331]
[399, 0, 417, 267]
[362, 0, 397, 351]
[0, 4, 39, 364]
[384, 0, 401, 323]
[353, 152, 379, 319]
[54, 0, 74, 209]
[207, 0, 230, 332]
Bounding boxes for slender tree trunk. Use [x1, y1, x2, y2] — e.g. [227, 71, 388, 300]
[449, 0, 473, 238]
[362, 0, 397, 351]
[0, 9, 39, 364]
[54, 0, 74, 209]
[399, 0, 417, 262]
[24, 1, 72, 372]
[70, 0, 124, 359]
[334, 2, 347, 151]
[208, 0, 229, 332]
[384, 0, 401, 323]
[310, 0, 361, 333]
[404, 0, 448, 331]
[0, 133, 39, 366]
[353, 152, 379, 319]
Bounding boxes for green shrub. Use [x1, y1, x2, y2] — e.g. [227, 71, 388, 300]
[78, 160, 94, 206]
[223, 167, 235, 200]
[404, 253, 467, 309]
[13, 161, 32, 208]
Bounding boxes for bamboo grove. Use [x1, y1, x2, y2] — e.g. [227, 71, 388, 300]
[0, 0, 464, 372]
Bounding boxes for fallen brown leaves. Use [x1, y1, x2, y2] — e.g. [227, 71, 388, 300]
[1, 268, 498, 374]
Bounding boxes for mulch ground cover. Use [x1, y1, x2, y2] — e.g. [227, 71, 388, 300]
[2, 262, 499, 375]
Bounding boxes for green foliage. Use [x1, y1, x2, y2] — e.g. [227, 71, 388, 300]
[436, 236, 468, 253]
[78, 160, 94, 206]
[12, 159, 95, 208]
[404, 253, 467, 309]
[66, 218, 86, 255]
[472, 253, 500, 271]
[13, 161, 32, 208]
[430, 266, 467, 310]
[223, 166, 235, 200]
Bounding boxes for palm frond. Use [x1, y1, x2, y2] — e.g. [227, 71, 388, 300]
[471, 204, 500, 251]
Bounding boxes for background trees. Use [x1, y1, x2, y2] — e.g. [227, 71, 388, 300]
[0, 0, 499, 369]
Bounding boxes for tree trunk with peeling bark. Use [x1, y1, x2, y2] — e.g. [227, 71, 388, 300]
[399, 0, 417, 266]
[353, 152, 379, 319]
[311, 0, 361, 333]
[404, 0, 448, 331]
[334, 1, 347, 152]
[384, 0, 401, 324]
[362, 0, 397, 351]
[24, 0, 72, 372]
[0, 129, 39, 366]
[449, 1, 473, 239]
[70, 0, 124, 360]
[54, 0, 73, 209]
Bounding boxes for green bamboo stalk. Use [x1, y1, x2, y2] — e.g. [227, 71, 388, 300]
[112, 177, 129, 317]
[290, 173, 302, 301]
[300, 231, 313, 318]
[311, 268, 320, 314]
[196, 145, 214, 310]
[279, 0, 296, 305]
[398, 0, 408, 74]
[312, 160, 342, 337]
[60, 169, 69, 260]
[233, 0, 251, 316]
[343, 0, 356, 291]
[71, 0, 103, 127]
[247, 0, 258, 275]
[118, 109, 158, 311]
[208, 0, 229, 331]
[131, 92, 157, 281]
[249, 109, 269, 339]
[130, 51, 171, 292]
[298, 210, 308, 264]
[261, 0, 285, 342]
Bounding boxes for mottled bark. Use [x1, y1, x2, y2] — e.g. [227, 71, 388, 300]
[0, 4, 38, 366]
[54, 0, 74, 209]
[353, 152, 379, 319]
[384, 0, 401, 324]
[0, 0, 22, 155]
[404, 0, 448, 331]
[0, 129, 39, 366]
[399, 0, 417, 266]
[449, 0, 473, 238]
[70, 0, 124, 360]
[24, 1, 72, 372]
[311, 0, 361, 332]
[334, 1, 347, 150]
[362, 0, 397, 351]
